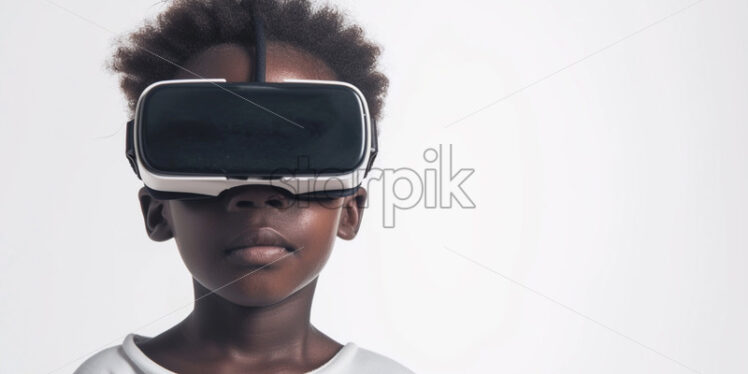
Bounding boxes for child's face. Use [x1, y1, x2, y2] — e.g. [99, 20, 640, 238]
[138, 42, 366, 306]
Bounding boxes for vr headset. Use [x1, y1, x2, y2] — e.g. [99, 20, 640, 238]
[124, 10, 377, 201]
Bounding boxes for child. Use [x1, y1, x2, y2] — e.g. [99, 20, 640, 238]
[74, 0, 413, 372]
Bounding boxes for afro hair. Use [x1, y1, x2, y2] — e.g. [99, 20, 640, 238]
[107, 0, 389, 122]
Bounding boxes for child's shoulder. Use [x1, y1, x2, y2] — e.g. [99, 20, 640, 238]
[73, 334, 169, 374]
[321, 342, 415, 374]
[72, 343, 137, 374]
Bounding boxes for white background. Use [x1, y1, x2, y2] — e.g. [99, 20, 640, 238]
[1, 0, 746, 373]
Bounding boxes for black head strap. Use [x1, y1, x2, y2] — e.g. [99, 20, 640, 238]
[250, 3, 266, 82]
[364, 118, 378, 178]
[125, 119, 140, 179]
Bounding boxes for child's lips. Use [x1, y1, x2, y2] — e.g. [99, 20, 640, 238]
[224, 245, 293, 267]
[223, 227, 297, 266]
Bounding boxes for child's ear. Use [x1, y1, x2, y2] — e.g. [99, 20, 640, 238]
[138, 187, 174, 242]
[337, 187, 367, 240]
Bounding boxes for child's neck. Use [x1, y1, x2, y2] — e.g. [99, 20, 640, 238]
[184, 276, 320, 353]
[138, 276, 344, 372]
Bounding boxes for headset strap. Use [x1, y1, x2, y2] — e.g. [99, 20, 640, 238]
[125, 119, 140, 179]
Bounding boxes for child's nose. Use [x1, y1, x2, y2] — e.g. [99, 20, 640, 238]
[223, 185, 293, 211]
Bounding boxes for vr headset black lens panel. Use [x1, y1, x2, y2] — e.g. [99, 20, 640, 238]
[136, 82, 367, 177]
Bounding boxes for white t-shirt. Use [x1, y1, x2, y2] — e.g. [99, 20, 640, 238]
[74, 333, 414, 374]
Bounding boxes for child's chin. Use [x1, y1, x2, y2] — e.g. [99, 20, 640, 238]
[209, 279, 307, 307]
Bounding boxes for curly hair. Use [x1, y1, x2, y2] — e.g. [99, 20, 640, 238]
[107, 0, 389, 122]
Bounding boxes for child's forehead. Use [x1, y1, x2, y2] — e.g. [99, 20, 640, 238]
[173, 42, 337, 83]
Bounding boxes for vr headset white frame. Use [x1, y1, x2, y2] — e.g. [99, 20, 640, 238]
[126, 78, 377, 200]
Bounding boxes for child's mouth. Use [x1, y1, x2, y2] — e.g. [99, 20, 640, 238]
[224, 245, 295, 267]
[223, 227, 298, 267]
